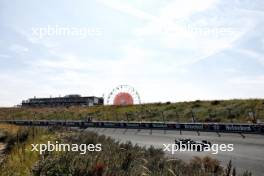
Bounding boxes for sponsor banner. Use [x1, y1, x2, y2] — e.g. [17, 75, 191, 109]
[152, 123, 168, 128]
[84, 122, 94, 127]
[15, 121, 28, 125]
[225, 125, 252, 132]
[66, 122, 75, 126]
[103, 122, 116, 127]
[126, 123, 140, 127]
[184, 124, 204, 130]
[32, 121, 42, 125]
[140, 123, 150, 128]
[49, 122, 57, 125]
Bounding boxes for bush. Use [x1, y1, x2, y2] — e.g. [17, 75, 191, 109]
[32, 131, 251, 176]
[211, 100, 221, 105]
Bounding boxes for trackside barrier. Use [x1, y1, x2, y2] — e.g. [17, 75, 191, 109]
[0, 120, 263, 134]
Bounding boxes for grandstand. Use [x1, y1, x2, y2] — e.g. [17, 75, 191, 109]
[21, 94, 104, 107]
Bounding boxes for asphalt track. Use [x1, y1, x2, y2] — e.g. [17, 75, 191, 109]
[86, 128, 264, 176]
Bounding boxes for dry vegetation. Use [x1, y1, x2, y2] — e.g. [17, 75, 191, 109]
[36, 131, 252, 176]
[0, 125, 56, 175]
[0, 124, 21, 135]
[0, 126, 253, 176]
[1, 99, 264, 123]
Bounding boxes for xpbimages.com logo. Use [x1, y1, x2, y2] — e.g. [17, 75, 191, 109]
[163, 140, 234, 155]
[31, 141, 102, 155]
[31, 25, 103, 39]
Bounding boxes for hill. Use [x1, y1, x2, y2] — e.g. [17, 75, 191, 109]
[0, 99, 264, 123]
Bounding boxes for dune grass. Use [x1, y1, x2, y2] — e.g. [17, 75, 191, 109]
[33, 130, 252, 176]
[0, 125, 57, 176]
[0, 125, 252, 176]
[0, 99, 264, 123]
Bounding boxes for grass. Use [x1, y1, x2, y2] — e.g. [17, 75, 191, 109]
[0, 124, 21, 135]
[0, 126, 252, 176]
[0, 99, 264, 123]
[0, 125, 57, 176]
[33, 130, 252, 176]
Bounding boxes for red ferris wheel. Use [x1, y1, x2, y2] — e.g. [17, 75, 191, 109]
[106, 85, 141, 105]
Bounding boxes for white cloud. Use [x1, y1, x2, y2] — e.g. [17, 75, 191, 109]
[97, 0, 156, 21]
[158, 0, 218, 20]
[98, 0, 257, 67]
[1, 0, 264, 106]
[0, 54, 10, 58]
[9, 44, 29, 53]
[234, 48, 264, 65]
[228, 75, 264, 85]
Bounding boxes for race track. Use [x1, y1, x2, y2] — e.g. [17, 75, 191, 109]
[86, 128, 264, 176]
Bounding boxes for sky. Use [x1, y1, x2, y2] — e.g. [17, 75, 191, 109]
[0, 0, 264, 106]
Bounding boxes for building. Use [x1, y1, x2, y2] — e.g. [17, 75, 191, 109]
[21, 94, 104, 107]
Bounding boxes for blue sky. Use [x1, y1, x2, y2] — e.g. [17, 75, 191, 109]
[0, 0, 264, 106]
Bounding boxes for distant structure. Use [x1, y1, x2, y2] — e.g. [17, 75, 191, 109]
[107, 85, 141, 105]
[21, 94, 104, 107]
[114, 92, 134, 105]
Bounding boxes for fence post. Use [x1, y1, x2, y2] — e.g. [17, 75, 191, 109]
[191, 110, 196, 123]
[161, 111, 166, 134]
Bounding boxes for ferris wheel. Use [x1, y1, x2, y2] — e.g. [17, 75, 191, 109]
[106, 85, 141, 105]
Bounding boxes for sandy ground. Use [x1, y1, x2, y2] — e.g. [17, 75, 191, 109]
[0, 142, 6, 164]
[0, 143, 6, 153]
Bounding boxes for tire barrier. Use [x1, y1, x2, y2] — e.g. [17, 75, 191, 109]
[0, 120, 263, 134]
